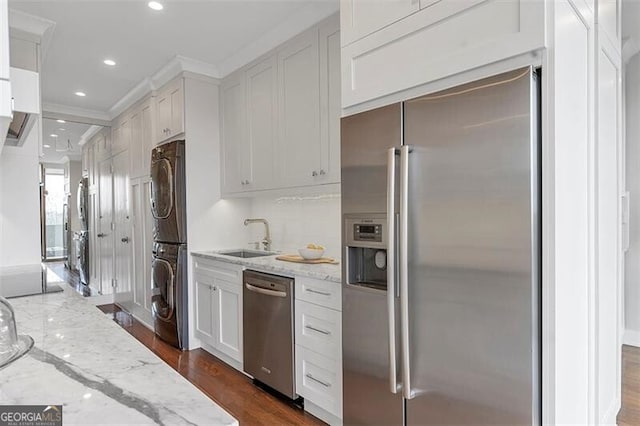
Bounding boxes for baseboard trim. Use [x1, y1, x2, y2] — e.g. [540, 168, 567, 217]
[86, 293, 114, 306]
[305, 400, 342, 426]
[601, 396, 621, 425]
[624, 329, 640, 347]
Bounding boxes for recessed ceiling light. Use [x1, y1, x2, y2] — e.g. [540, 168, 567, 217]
[103, 59, 116, 66]
[56, 119, 66, 124]
[148, 1, 163, 10]
[43, 144, 51, 148]
[75, 91, 86, 97]
[50, 134, 58, 138]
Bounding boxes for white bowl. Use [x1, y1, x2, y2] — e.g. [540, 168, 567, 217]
[298, 247, 324, 260]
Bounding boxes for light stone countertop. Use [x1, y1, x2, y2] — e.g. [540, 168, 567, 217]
[0, 287, 238, 426]
[191, 250, 342, 283]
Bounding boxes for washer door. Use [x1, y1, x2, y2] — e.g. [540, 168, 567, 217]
[151, 257, 175, 322]
[150, 158, 173, 220]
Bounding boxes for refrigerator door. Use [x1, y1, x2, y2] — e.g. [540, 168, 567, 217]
[341, 103, 403, 425]
[402, 68, 540, 424]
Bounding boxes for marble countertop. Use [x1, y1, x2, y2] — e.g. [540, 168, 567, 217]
[191, 250, 342, 283]
[0, 287, 237, 426]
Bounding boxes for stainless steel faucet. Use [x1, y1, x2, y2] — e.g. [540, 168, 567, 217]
[244, 218, 272, 251]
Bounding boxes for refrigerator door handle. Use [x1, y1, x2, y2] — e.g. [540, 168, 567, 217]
[387, 147, 400, 394]
[399, 144, 413, 399]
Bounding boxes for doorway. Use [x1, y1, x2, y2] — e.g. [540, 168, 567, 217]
[40, 165, 68, 261]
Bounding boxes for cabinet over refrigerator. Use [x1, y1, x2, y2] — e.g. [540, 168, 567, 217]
[341, 67, 541, 425]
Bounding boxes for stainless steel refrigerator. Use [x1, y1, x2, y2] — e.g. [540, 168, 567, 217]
[341, 67, 540, 425]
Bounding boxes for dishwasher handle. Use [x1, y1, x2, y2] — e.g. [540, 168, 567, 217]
[245, 282, 287, 298]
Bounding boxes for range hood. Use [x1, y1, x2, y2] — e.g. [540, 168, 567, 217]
[5, 111, 36, 147]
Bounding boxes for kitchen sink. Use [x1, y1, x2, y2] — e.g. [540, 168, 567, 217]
[218, 249, 276, 258]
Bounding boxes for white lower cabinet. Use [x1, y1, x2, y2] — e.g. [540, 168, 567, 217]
[294, 275, 342, 423]
[193, 258, 243, 365]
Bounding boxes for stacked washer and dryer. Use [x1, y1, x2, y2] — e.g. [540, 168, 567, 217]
[150, 140, 189, 349]
[76, 177, 90, 285]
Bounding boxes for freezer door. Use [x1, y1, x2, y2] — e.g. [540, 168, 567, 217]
[402, 68, 540, 424]
[341, 103, 403, 424]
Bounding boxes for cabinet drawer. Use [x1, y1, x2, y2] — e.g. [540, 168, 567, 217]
[295, 300, 341, 359]
[193, 257, 243, 282]
[296, 276, 341, 311]
[296, 345, 342, 418]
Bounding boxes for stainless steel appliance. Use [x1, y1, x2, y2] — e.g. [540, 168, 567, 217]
[243, 270, 296, 399]
[151, 242, 188, 348]
[77, 177, 89, 285]
[341, 67, 541, 425]
[150, 140, 189, 349]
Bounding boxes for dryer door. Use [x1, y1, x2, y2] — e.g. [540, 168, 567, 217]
[151, 257, 175, 322]
[150, 158, 173, 220]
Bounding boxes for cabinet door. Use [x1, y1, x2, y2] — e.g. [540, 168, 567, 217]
[214, 278, 243, 362]
[319, 20, 341, 184]
[340, 0, 419, 46]
[169, 80, 184, 138]
[220, 73, 247, 193]
[245, 56, 277, 190]
[112, 118, 130, 155]
[277, 29, 322, 186]
[129, 111, 143, 178]
[156, 91, 171, 143]
[141, 101, 154, 175]
[195, 273, 215, 345]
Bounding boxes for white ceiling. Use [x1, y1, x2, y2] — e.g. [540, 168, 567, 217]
[9, 0, 338, 114]
[41, 118, 94, 163]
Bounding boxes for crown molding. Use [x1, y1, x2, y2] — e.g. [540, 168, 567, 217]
[43, 103, 111, 123]
[108, 55, 220, 119]
[8, 9, 56, 62]
[78, 125, 104, 147]
[217, 3, 339, 77]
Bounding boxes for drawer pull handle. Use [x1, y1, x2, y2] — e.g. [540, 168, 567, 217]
[305, 324, 331, 335]
[306, 373, 331, 388]
[306, 288, 331, 296]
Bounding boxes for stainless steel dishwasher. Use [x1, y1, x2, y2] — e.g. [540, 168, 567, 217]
[243, 270, 296, 399]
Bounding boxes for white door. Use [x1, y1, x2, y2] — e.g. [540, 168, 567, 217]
[214, 279, 243, 362]
[113, 150, 131, 306]
[129, 110, 143, 178]
[277, 29, 322, 186]
[340, 0, 420, 46]
[98, 158, 114, 295]
[130, 177, 154, 327]
[245, 56, 277, 190]
[88, 190, 99, 289]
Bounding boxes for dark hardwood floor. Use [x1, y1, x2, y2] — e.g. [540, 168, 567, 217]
[97, 304, 325, 426]
[619, 345, 640, 425]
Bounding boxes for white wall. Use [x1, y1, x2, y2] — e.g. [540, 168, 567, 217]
[625, 52, 640, 346]
[0, 120, 42, 267]
[247, 192, 341, 258]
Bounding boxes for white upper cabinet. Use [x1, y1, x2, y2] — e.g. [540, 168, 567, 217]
[220, 15, 341, 195]
[245, 56, 278, 190]
[156, 77, 184, 143]
[341, 0, 545, 108]
[319, 19, 341, 184]
[340, 0, 420, 46]
[129, 98, 154, 179]
[277, 28, 322, 187]
[111, 115, 130, 156]
[221, 71, 247, 194]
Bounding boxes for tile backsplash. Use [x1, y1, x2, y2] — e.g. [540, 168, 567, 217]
[247, 193, 341, 259]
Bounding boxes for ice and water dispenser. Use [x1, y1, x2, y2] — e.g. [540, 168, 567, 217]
[345, 215, 388, 291]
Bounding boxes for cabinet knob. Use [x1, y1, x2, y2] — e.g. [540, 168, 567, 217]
[121, 237, 130, 243]
[312, 171, 318, 177]
[319, 169, 326, 175]
[212, 286, 217, 291]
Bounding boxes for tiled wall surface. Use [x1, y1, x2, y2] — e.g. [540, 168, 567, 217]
[246, 193, 341, 259]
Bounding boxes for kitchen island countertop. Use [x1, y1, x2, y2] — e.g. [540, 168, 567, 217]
[0, 287, 237, 426]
